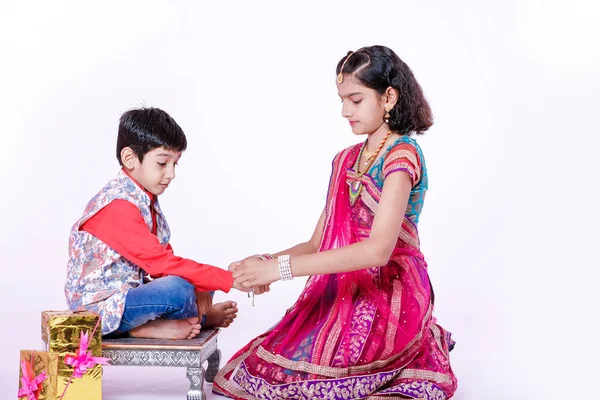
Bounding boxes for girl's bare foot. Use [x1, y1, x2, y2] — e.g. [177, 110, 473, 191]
[204, 301, 238, 328]
[129, 317, 201, 340]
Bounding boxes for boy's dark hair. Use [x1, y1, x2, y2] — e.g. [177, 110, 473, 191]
[336, 45, 433, 135]
[116, 107, 187, 165]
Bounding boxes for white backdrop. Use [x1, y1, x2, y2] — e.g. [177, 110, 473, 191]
[1, 1, 598, 399]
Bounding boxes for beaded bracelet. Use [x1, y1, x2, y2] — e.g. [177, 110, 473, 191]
[278, 255, 293, 281]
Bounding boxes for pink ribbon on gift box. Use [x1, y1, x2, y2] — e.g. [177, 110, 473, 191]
[17, 357, 48, 400]
[63, 330, 110, 378]
[59, 317, 111, 399]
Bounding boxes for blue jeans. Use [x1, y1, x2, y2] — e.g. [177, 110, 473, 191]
[107, 275, 211, 335]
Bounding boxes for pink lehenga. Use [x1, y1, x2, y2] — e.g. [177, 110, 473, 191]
[214, 137, 457, 399]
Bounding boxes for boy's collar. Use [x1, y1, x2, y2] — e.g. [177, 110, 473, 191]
[120, 168, 156, 201]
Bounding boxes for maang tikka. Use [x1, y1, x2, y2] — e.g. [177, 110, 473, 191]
[337, 51, 355, 84]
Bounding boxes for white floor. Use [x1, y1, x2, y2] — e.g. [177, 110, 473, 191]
[102, 366, 223, 399]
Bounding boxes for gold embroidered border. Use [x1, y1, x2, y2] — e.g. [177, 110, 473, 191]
[429, 323, 447, 356]
[213, 336, 266, 398]
[317, 303, 344, 365]
[361, 187, 379, 214]
[223, 360, 450, 400]
[255, 327, 425, 379]
[381, 280, 403, 360]
[398, 224, 420, 248]
[384, 148, 421, 182]
[369, 379, 448, 400]
[232, 363, 400, 400]
[414, 284, 427, 317]
[398, 369, 453, 385]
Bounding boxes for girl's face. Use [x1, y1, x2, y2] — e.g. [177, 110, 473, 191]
[337, 75, 387, 136]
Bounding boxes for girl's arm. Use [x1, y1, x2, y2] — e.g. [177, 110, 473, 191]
[233, 172, 412, 287]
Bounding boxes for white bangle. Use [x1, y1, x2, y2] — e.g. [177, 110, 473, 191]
[278, 255, 293, 281]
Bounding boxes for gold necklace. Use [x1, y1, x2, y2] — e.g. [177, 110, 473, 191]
[362, 147, 376, 162]
[347, 130, 392, 206]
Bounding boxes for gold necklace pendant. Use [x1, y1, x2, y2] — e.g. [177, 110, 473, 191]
[347, 178, 362, 206]
[347, 130, 393, 206]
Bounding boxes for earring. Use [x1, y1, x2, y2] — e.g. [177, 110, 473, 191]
[384, 108, 391, 124]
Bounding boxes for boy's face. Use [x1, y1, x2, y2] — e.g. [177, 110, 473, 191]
[125, 147, 182, 196]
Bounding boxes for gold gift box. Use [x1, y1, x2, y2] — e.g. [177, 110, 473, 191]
[18, 350, 59, 400]
[41, 310, 104, 400]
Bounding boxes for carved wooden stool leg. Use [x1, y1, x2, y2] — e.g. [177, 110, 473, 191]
[186, 367, 206, 400]
[205, 349, 221, 383]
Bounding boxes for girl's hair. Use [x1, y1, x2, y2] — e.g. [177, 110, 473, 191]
[336, 45, 433, 135]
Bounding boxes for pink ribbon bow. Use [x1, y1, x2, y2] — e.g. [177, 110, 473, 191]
[63, 330, 110, 378]
[59, 318, 111, 399]
[17, 358, 47, 400]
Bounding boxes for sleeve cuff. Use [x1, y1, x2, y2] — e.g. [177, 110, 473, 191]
[211, 267, 235, 293]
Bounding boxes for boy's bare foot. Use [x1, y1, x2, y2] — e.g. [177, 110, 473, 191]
[204, 301, 238, 328]
[129, 317, 201, 340]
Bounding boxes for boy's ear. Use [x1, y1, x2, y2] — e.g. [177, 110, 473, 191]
[120, 147, 137, 170]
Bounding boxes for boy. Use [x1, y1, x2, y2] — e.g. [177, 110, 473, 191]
[65, 107, 244, 339]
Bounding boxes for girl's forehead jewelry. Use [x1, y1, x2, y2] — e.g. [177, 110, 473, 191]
[337, 51, 355, 84]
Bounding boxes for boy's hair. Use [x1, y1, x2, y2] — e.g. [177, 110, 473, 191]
[116, 107, 187, 166]
[336, 45, 433, 135]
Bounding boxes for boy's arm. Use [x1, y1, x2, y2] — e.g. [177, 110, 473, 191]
[81, 199, 234, 292]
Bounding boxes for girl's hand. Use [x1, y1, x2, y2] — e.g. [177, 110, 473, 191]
[229, 256, 272, 294]
[233, 258, 279, 287]
[253, 284, 270, 295]
[228, 255, 262, 272]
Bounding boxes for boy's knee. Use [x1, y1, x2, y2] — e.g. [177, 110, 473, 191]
[157, 276, 198, 318]
[157, 276, 196, 302]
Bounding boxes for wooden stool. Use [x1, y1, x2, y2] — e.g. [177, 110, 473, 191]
[101, 329, 221, 400]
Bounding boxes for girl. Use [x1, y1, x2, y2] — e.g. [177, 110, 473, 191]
[214, 45, 457, 400]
